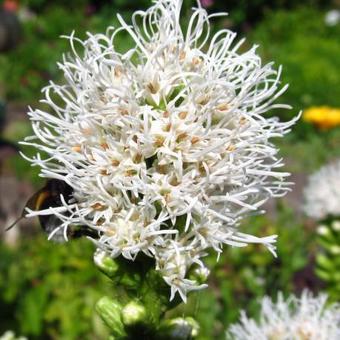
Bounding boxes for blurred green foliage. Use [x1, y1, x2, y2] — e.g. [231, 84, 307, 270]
[2, 119, 42, 186]
[208, 0, 332, 27]
[0, 236, 110, 339]
[0, 6, 133, 103]
[20, 0, 89, 10]
[19, 0, 152, 12]
[277, 128, 340, 173]
[0, 7, 82, 102]
[250, 7, 340, 125]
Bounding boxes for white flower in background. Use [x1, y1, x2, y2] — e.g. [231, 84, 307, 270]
[304, 159, 340, 220]
[325, 10, 340, 26]
[0, 331, 27, 340]
[22, 0, 297, 301]
[226, 291, 340, 340]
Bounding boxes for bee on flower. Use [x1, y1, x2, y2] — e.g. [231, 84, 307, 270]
[22, 0, 298, 301]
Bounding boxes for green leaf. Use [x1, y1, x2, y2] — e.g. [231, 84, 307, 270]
[18, 284, 49, 335]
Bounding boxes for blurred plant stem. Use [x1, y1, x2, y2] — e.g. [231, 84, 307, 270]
[94, 251, 199, 339]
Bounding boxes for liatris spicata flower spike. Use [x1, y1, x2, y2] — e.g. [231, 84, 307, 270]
[226, 290, 340, 340]
[22, 0, 298, 301]
[303, 159, 340, 220]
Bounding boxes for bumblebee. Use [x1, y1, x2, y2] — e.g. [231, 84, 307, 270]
[6, 179, 98, 241]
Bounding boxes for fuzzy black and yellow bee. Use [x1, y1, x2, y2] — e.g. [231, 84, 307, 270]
[6, 179, 98, 241]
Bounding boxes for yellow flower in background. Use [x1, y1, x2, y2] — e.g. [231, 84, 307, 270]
[303, 106, 340, 129]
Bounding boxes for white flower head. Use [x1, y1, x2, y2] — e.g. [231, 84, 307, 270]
[23, 0, 297, 301]
[304, 159, 340, 220]
[325, 9, 340, 27]
[226, 290, 340, 340]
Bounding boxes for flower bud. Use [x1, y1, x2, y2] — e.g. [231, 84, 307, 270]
[94, 250, 119, 279]
[331, 220, 340, 232]
[121, 301, 147, 326]
[317, 225, 329, 236]
[159, 317, 199, 339]
[330, 245, 340, 255]
[95, 297, 126, 337]
[194, 267, 210, 284]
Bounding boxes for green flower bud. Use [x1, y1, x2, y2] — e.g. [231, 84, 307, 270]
[188, 266, 210, 285]
[331, 220, 340, 232]
[330, 245, 340, 255]
[94, 250, 119, 279]
[316, 254, 335, 271]
[333, 271, 340, 281]
[184, 317, 199, 338]
[122, 301, 147, 326]
[316, 268, 333, 282]
[96, 297, 126, 338]
[159, 317, 199, 339]
[317, 225, 329, 236]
